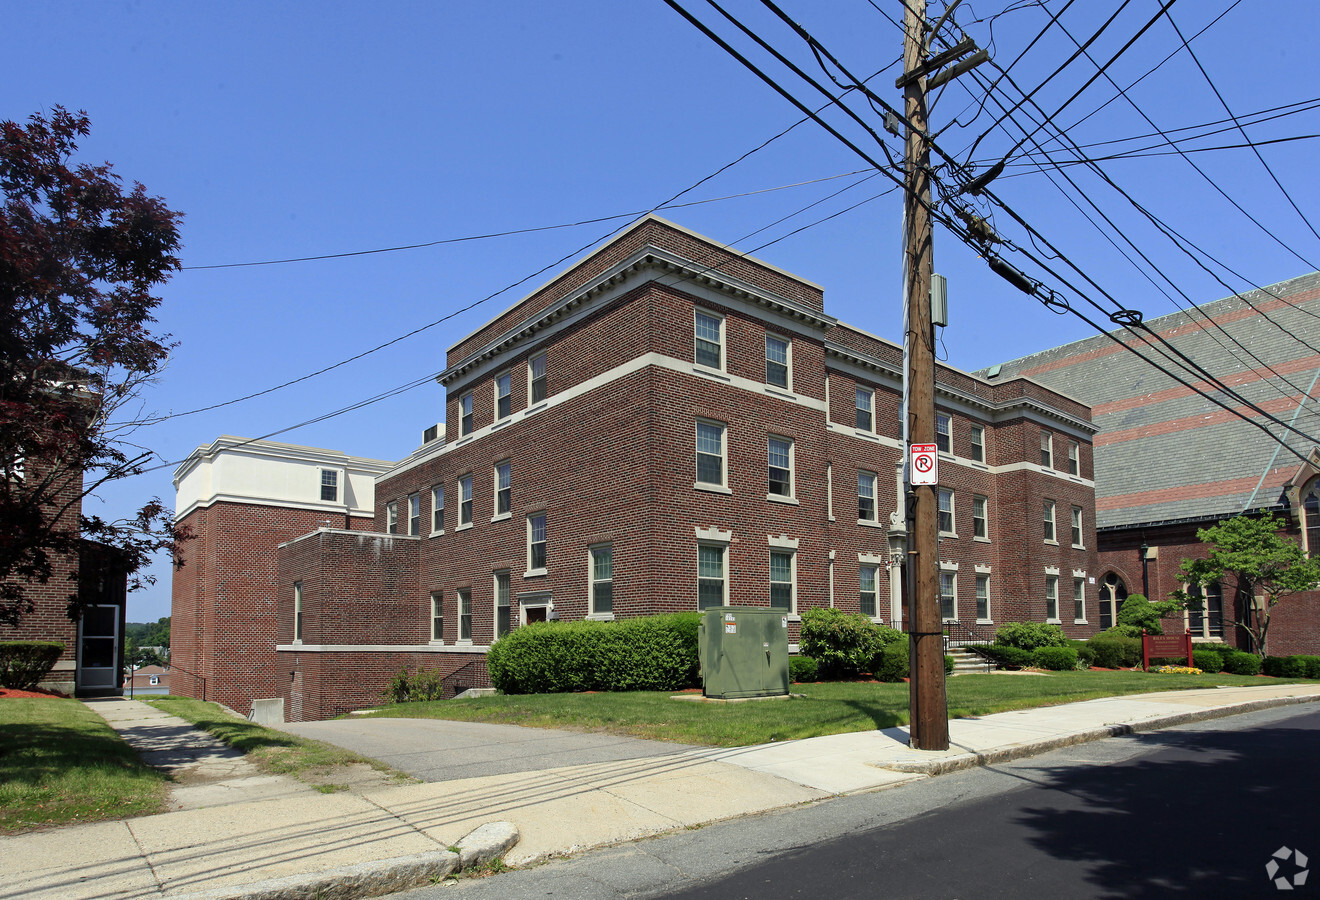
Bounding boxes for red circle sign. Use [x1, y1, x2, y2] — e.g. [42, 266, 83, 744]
[914, 454, 933, 472]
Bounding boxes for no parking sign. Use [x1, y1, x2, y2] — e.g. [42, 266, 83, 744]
[910, 442, 938, 485]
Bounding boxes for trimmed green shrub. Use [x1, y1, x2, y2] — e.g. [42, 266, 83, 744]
[789, 656, 819, 684]
[1221, 650, 1262, 676]
[874, 637, 910, 682]
[1262, 656, 1309, 678]
[800, 608, 885, 679]
[1193, 649, 1224, 674]
[976, 644, 1033, 669]
[945, 654, 955, 675]
[1071, 640, 1096, 667]
[0, 641, 64, 690]
[486, 613, 700, 694]
[1032, 646, 1079, 671]
[993, 622, 1068, 651]
[1294, 655, 1320, 679]
[1087, 633, 1142, 669]
[874, 624, 906, 646]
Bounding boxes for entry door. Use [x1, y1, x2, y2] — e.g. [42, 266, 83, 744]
[77, 605, 119, 690]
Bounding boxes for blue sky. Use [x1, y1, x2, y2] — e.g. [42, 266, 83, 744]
[5, 1, 1319, 621]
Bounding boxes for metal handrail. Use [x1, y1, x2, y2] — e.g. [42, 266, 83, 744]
[942, 620, 995, 649]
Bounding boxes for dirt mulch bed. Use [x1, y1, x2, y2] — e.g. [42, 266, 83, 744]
[0, 687, 70, 699]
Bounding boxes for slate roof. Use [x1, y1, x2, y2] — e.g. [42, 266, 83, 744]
[983, 271, 1320, 530]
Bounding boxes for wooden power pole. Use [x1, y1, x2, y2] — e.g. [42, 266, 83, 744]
[902, 0, 950, 751]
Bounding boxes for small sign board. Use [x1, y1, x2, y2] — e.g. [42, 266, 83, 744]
[910, 442, 938, 485]
[1142, 630, 1194, 670]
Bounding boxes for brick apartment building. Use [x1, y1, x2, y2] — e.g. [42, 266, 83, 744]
[173, 216, 1101, 721]
[988, 270, 1320, 655]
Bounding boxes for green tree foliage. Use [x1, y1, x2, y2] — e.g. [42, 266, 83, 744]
[1173, 514, 1320, 657]
[124, 616, 170, 649]
[798, 608, 885, 679]
[1, 108, 191, 626]
[1115, 594, 1180, 636]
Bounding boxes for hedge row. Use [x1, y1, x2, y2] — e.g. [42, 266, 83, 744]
[1261, 655, 1320, 679]
[486, 613, 701, 694]
[0, 641, 64, 690]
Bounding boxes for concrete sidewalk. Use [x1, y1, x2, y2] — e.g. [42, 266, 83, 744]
[3, 684, 1318, 900]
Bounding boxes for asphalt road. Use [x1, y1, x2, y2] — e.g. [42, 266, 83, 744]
[384, 703, 1320, 899]
[282, 716, 697, 782]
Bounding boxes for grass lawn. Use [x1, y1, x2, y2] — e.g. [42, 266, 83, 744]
[362, 671, 1304, 747]
[146, 696, 409, 787]
[0, 698, 166, 833]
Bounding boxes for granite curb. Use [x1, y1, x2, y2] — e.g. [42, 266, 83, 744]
[883, 693, 1320, 775]
[162, 822, 518, 900]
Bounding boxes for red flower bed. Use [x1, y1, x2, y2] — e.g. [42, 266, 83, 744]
[0, 687, 69, 699]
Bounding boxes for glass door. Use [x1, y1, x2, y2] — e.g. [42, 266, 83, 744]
[77, 604, 119, 690]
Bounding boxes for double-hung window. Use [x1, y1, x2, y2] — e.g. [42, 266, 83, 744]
[320, 470, 338, 502]
[769, 551, 794, 612]
[494, 571, 511, 639]
[386, 501, 399, 534]
[698, 545, 726, 610]
[528, 514, 547, 572]
[855, 387, 874, 432]
[765, 334, 790, 388]
[293, 582, 303, 642]
[408, 492, 421, 536]
[459, 476, 473, 526]
[1071, 505, 1084, 547]
[975, 574, 990, 621]
[859, 566, 878, 618]
[768, 437, 793, 498]
[1043, 499, 1056, 542]
[937, 488, 955, 535]
[529, 353, 547, 404]
[590, 544, 613, 615]
[939, 571, 956, 621]
[430, 591, 443, 641]
[1068, 441, 1080, 476]
[1040, 431, 1053, 468]
[431, 485, 444, 533]
[1188, 583, 1224, 638]
[935, 413, 951, 453]
[695, 310, 723, 369]
[495, 372, 512, 420]
[970, 425, 985, 463]
[1073, 578, 1086, 622]
[973, 494, 988, 540]
[458, 588, 472, 642]
[495, 462, 512, 517]
[460, 393, 474, 437]
[696, 420, 726, 487]
[1045, 575, 1059, 622]
[858, 471, 877, 522]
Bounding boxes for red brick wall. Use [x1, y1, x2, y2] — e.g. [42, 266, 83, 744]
[170, 502, 373, 712]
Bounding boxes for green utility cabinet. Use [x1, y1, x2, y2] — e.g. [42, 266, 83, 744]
[698, 606, 790, 699]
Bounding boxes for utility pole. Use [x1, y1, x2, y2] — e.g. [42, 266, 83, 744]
[901, 0, 949, 751]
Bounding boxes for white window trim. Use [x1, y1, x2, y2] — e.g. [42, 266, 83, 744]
[935, 413, 951, 455]
[493, 461, 512, 522]
[855, 386, 875, 433]
[769, 549, 797, 616]
[1070, 505, 1085, 549]
[460, 392, 475, 437]
[694, 308, 726, 372]
[320, 468, 339, 503]
[1072, 575, 1087, 624]
[970, 425, 985, 464]
[974, 572, 992, 625]
[385, 501, 399, 535]
[695, 418, 729, 491]
[1043, 499, 1057, 545]
[697, 542, 729, 610]
[526, 513, 548, 578]
[458, 475, 474, 529]
[938, 488, 957, 537]
[1068, 441, 1080, 477]
[429, 590, 444, 644]
[494, 571, 512, 641]
[972, 494, 990, 543]
[767, 435, 795, 502]
[939, 566, 958, 623]
[293, 581, 303, 644]
[456, 588, 473, 645]
[858, 469, 879, 526]
[1045, 573, 1060, 624]
[1041, 431, 1054, 469]
[431, 485, 445, 536]
[408, 492, 421, 536]
[765, 333, 792, 390]
[588, 543, 614, 620]
[528, 352, 548, 406]
[859, 563, 882, 623]
[494, 371, 513, 421]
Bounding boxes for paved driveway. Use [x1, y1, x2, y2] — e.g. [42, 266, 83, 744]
[282, 717, 698, 782]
